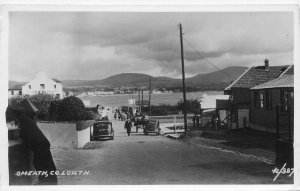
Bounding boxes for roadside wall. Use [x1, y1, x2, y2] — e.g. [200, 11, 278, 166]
[38, 120, 94, 149]
[76, 120, 94, 148]
[38, 122, 78, 148]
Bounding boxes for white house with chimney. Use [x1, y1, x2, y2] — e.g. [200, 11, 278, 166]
[22, 72, 64, 99]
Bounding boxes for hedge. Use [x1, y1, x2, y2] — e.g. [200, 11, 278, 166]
[8, 94, 54, 120]
[49, 96, 96, 122]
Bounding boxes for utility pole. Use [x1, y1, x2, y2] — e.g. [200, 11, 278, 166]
[142, 90, 144, 106]
[138, 90, 140, 106]
[149, 76, 152, 116]
[178, 23, 188, 133]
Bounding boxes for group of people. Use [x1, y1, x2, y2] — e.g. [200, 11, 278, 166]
[114, 109, 126, 121]
[123, 113, 147, 136]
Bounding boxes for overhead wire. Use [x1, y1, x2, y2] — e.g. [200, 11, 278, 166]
[182, 37, 235, 79]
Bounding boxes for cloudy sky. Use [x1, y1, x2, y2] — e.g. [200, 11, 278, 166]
[9, 12, 294, 81]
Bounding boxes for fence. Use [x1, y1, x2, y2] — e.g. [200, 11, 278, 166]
[149, 114, 194, 124]
[276, 104, 294, 142]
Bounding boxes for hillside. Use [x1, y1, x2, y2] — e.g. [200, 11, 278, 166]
[9, 66, 248, 90]
[186, 66, 248, 85]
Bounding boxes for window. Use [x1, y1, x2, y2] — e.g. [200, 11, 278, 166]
[54, 85, 56, 89]
[259, 92, 264, 108]
[28, 85, 31, 89]
[55, 94, 60, 99]
[40, 84, 45, 89]
[11, 91, 14, 95]
[265, 90, 272, 110]
[280, 90, 293, 111]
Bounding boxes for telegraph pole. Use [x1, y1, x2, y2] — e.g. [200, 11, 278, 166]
[178, 23, 188, 133]
[149, 76, 152, 115]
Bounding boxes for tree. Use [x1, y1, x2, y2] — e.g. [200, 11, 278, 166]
[60, 96, 89, 121]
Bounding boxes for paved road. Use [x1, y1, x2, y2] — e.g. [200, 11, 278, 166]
[52, 114, 292, 185]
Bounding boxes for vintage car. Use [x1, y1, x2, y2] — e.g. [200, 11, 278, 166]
[143, 120, 161, 135]
[90, 121, 114, 140]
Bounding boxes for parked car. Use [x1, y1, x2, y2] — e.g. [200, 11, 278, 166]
[91, 121, 114, 140]
[143, 120, 161, 135]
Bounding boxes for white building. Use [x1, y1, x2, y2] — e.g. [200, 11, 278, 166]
[200, 93, 230, 110]
[8, 84, 22, 98]
[22, 72, 64, 99]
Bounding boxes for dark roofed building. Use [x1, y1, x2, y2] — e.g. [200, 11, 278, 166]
[8, 84, 23, 98]
[224, 59, 291, 129]
[249, 73, 294, 134]
[8, 84, 23, 90]
[225, 64, 289, 91]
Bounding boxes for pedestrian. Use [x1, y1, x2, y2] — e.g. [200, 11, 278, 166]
[6, 99, 58, 185]
[196, 114, 200, 128]
[125, 118, 132, 136]
[193, 113, 196, 128]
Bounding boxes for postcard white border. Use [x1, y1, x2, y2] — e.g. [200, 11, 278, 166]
[0, 1, 299, 191]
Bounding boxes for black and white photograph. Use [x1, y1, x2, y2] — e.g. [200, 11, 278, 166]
[0, 2, 298, 190]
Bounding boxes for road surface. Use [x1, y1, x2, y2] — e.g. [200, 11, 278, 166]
[52, 114, 292, 185]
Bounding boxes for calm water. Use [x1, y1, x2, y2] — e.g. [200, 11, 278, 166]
[80, 91, 223, 107]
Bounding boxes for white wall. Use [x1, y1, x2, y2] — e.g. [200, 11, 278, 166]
[38, 122, 78, 149]
[22, 72, 63, 99]
[77, 127, 91, 148]
[8, 90, 22, 98]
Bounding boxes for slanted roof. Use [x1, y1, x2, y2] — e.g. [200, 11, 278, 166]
[52, 78, 62, 83]
[225, 65, 289, 90]
[251, 74, 293, 90]
[8, 84, 23, 90]
[279, 65, 294, 77]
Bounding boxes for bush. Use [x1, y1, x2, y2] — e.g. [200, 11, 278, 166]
[177, 99, 200, 114]
[61, 96, 88, 121]
[27, 94, 55, 120]
[8, 97, 24, 109]
[49, 99, 64, 121]
[49, 96, 93, 121]
[8, 93, 54, 120]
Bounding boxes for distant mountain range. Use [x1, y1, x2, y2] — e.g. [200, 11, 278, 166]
[9, 66, 248, 90]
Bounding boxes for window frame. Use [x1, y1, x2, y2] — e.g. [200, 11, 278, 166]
[265, 90, 272, 110]
[259, 92, 264, 109]
[40, 84, 45, 90]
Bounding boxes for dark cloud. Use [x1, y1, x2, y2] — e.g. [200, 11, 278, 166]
[9, 12, 294, 81]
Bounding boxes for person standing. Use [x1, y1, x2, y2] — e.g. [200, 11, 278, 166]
[196, 114, 200, 128]
[125, 118, 132, 136]
[193, 113, 196, 128]
[7, 99, 58, 185]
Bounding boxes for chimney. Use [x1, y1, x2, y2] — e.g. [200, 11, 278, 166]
[264, 58, 269, 71]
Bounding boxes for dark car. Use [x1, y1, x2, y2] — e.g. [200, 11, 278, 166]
[91, 121, 114, 140]
[143, 120, 161, 135]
